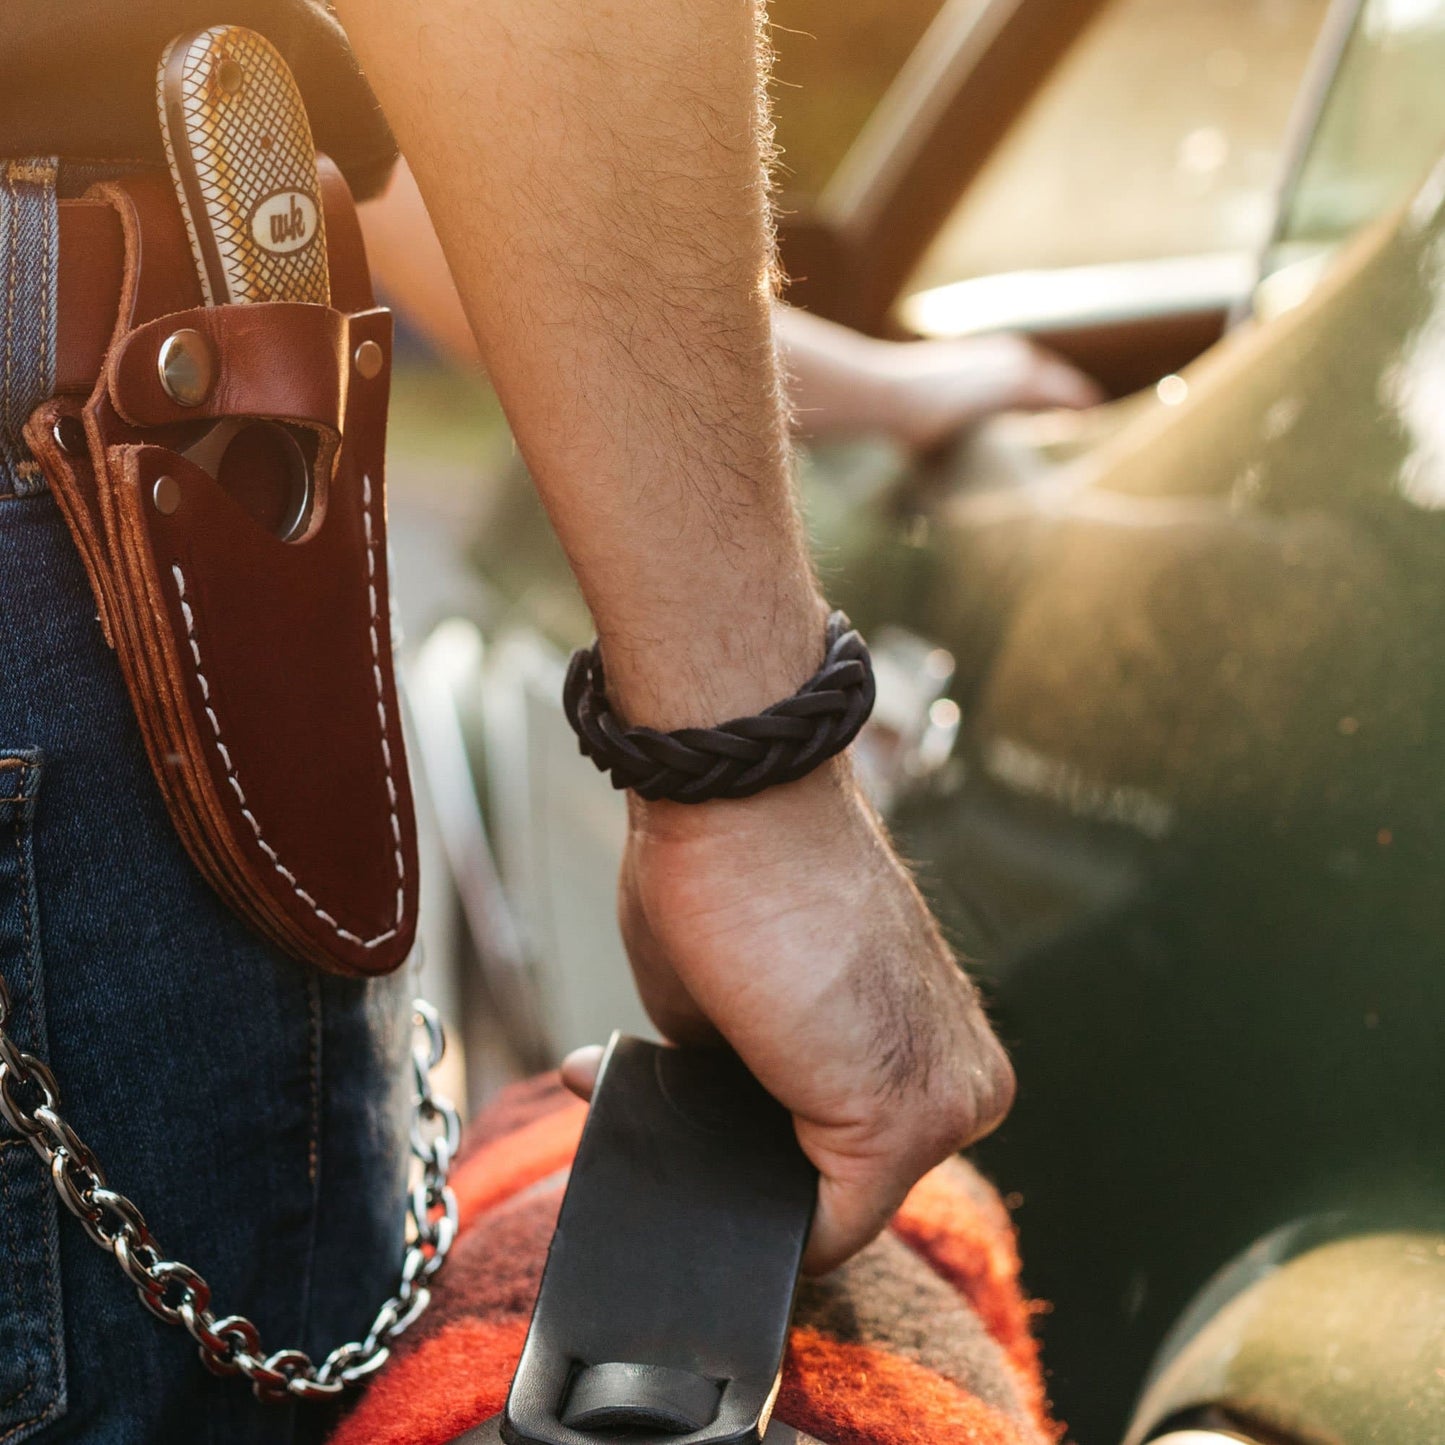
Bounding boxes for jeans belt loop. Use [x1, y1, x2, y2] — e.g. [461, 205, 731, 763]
[0, 157, 59, 499]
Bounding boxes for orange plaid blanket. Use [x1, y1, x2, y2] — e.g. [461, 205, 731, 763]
[328, 1076, 1060, 1445]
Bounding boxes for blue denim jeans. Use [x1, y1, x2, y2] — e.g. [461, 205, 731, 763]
[0, 161, 412, 1442]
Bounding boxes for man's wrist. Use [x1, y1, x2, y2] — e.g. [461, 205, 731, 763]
[567, 602, 874, 805]
[595, 588, 831, 732]
[627, 755, 861, 844]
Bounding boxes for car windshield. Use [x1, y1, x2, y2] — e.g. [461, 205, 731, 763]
[1258, 0, 1445, 311]
[898, 0, 1329, 336]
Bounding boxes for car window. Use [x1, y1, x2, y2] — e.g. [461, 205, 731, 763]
[898, 0, 1330, 333]
[1262, 0, 1445, 293]
[769, 0, 947, 200]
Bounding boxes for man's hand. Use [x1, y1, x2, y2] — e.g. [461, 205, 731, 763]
[337, 0, 1016, 1270]
[563, 760, 1014, 1275]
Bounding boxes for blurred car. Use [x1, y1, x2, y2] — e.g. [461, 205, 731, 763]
[402, 0, 1445, 1440]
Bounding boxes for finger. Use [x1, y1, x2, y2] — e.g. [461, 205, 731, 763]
[560, 1044, 606, 1101]
[1019, 348, 1106, 411]
[801, 1156, 916, 1276]
[619, 879, 725, 1046]
[625, 942, 726, 1045]
[798, 1019, 1015, 1274]
[644, 997, 727, 1049]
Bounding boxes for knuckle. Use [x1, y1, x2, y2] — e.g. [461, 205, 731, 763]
[975, 1032, 1017, 1127]
[932, 1032, 1015, 1150]
[936, 1091, 984, 1152]
[978, 1039, 1017, 1129]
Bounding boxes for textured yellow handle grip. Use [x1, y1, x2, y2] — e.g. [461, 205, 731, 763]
[158, 25, 330, 306]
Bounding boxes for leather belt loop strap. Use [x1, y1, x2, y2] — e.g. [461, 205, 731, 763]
[560, 1362, 723, 1434]
[484, 1037, 817, 1445]
[108, 302, 358, 433]
[55, 199, 126, 395]
[0, 157, 60, 497]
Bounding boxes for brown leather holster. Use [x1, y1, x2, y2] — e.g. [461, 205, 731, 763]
[23, 159, 419, 977]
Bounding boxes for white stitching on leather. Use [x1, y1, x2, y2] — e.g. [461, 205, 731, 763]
[170, 473, 405, 949]
[361, 471, 409, 927]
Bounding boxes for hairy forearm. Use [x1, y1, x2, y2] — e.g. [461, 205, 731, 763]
[337, 0, 822, 728]
[357, 161, 871, 435]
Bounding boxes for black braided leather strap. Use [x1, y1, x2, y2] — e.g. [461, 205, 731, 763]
[563, 611, 876, 803]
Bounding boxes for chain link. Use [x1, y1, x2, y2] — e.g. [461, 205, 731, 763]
[0, 972, 459, 1402]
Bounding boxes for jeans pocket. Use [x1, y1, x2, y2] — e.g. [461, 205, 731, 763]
[0, 750, 65, 1440]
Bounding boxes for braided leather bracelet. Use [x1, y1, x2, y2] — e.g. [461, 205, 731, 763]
[563, 611, 876, 803]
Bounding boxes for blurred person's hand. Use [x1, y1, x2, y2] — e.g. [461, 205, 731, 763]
[778, 305, 1104, 451]
[860, 333, 1104, 450]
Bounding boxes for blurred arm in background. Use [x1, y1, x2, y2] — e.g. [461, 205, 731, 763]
[360, 159, 1101, 451]
[778, 304, 1102, 448]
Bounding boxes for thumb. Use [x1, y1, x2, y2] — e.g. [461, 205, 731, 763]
[560, 1044, 605, 1101]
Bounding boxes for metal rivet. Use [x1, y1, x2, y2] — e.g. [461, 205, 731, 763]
[157, 330, 215, 408]
[354, 339, 384, 381]
[216, 58, 244, 96]
[152, 476, 182, 516]
[52, 414, 87, 457]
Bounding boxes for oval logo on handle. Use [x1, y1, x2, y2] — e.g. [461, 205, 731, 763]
[249, 189, 320, 256]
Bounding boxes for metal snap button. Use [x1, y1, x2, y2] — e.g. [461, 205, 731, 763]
[158, 330, 215, 408]
[152, 476, 182, 515]
[216, 57, 245, 96]
[353, 339, 385, 380]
